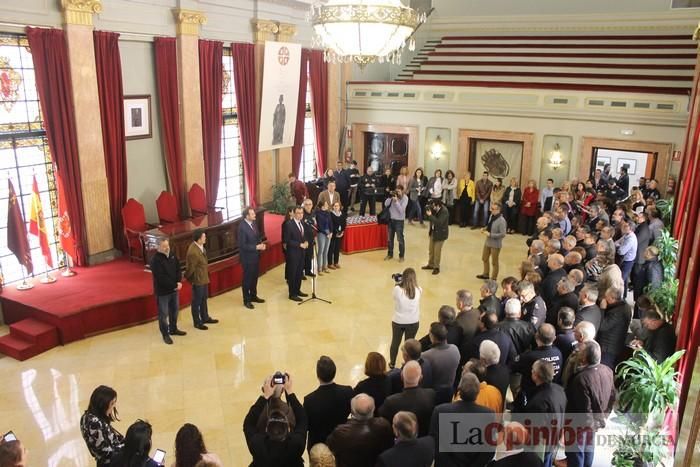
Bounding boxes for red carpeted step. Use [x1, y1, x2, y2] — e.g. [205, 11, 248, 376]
[0, 334, 35, 361]
[10, 319, 59, 351]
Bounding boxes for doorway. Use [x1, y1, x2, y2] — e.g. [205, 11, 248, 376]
[591, 147, 657, 193]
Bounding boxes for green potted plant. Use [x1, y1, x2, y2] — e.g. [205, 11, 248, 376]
[612, 429, 669, 467]
[645, 277, 679, 321]
[653, 228, 678, 279]
[268, 181, 292, 215]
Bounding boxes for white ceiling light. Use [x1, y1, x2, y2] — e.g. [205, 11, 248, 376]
[309, 0, 426, 67]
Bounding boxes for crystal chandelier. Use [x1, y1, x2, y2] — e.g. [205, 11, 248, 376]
[310, 0, 426, 67]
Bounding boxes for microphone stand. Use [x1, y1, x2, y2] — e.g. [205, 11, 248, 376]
[299, 218, 331, 306]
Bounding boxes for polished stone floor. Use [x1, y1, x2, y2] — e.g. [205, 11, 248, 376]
[0, 223, 607, 466]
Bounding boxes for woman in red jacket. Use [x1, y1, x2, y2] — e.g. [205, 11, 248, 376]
[519, 179, 539, 235]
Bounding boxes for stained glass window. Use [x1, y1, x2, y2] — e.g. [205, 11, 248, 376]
[218, 48, 245, 221]
[300, 63, 317, 182]
[0, 34, 61, 284]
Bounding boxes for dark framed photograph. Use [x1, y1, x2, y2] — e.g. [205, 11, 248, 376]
[124, 95, 152, 140]
[617, 158, 637, 175]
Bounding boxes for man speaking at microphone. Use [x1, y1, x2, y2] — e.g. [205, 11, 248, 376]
[284, 206, 310, 302]
[239, 207, 266, 310]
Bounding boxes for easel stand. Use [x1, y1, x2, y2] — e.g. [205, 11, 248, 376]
[299, 232, 331, 307]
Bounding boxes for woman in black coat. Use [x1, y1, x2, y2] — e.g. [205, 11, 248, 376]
[328, 201, 346, 269]
[502, 177, 522, 234]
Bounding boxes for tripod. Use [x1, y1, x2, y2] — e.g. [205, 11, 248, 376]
[299, 229, 331, 306]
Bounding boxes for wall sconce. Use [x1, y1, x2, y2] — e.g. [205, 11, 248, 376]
[430, 135, 444, 160]
[550, 143, 563, 170]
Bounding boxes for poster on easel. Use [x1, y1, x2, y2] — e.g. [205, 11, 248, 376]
[258, 41, 302, 152]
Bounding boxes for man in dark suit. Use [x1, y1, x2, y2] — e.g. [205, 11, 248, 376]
[377, 411, 434, 467]
[379, 361, 436, 437]
[465, 313, 516, 366]
[429, 373, 496, 467]
[575, 285, 602, 334]
[540, 254, 567, 318]
[303, 356, 354, 451]
[422, 199, 450, 275]
[284, 206, 310, 302]
[238, 207, 266, 309]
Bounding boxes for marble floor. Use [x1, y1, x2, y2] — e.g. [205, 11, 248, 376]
[0, 223, 611, 466]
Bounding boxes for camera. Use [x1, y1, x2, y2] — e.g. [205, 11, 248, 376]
[391, 273, 403, 283]
[272, 371, 287, 385]
[389, 190, 398, 198]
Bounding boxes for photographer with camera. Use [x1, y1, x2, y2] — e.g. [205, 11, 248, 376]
[421, 199, 449, 275]
[243, 372, 307, 466]
[384, 185, 408, 262]
[389, 268, 422, 369]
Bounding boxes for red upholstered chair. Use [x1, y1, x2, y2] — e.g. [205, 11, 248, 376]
[188, 183, 223, 220]
[156, 191, 182, 224]
[121, 198, 157, 262]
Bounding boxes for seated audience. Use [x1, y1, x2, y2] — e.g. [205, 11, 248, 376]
[174, 423, 222, 467]
[421, 323, 461, 404]
[466, 313, 516, 366]
[429, 373, 496, 467]
[0, 439, 27, 467]
[497, 298, 535, 355]
[630, 308, 677, 363]
[554, 307, 577, 363]
[460, 360, 504, 414]
[517, 281, 547, 329]
[565, 341, 615, 467]
[308, 444, 335, 467]
[80, 385, 124, 466]
[354, 352, 391, 414]
[597, 286, 633, 369]
[110, 420, 159, 467]
[243, 374, 307, 466]
[377, 412, 434, 467]
[514, 360, 566, 467]
[562, 321, 597, 388]
[387, 339, 434, 394]
[304, 356, 354, 450]
[327, 394, 393, 467]
[512, 324, 563, 410]
[478, 280, 502, 317]
[480, 340, 510, 401]
[379, 361, 436, 437]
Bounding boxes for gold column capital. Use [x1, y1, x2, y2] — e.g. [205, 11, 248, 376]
[277, 23, 297, 42]
[173, 8, 207, 36]
[61, 0, 102, 26]
[252, 19, 279, 44]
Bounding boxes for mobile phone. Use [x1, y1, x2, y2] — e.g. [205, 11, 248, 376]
[3, 431, 17, 442]
[152, 449, 166, 464]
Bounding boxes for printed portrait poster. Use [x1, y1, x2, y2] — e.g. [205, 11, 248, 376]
[259, 41, 302, 151]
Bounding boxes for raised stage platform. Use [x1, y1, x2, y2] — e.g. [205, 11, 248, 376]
[0, 214, 286, 360]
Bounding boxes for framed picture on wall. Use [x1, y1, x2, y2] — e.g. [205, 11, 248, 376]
[469, 139, 523, 184]
[124, 95, 152, 140]
[617, 158, 637, 175]
[595, 156, 611, 168]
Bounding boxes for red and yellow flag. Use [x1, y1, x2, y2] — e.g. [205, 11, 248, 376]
[56, 172, 77, 262]
[29, 175, 53, 268]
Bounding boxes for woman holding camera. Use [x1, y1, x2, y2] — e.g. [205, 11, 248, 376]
[389, 268, 422, 368]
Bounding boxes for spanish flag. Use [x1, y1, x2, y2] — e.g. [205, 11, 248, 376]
[29, 175, 53, 268]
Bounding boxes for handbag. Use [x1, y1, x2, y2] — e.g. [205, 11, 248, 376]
[377, 207, 391, 225]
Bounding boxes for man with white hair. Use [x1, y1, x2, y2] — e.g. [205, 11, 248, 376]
[597, 286, 632, 369]
[480, 340, 510, 400]
[547, 276, 578, 325]
[575, 284, 601, 333]
[561, 321, 596, 388]
[379, 361, 436, 437]
[455, 289, 480, 353]
[497, 298, 535, 355]
[327, 393, 394, 466]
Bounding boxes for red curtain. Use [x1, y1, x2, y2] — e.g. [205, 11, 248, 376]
[199, 40, 223, 207]
[26, 27, 88, 266]
[309, 50, 328, 176]
[94, 31, 127, 252]
[154, 37, 185, 216]
[232, 43, 258, 206]
[291, 49, 310, 178]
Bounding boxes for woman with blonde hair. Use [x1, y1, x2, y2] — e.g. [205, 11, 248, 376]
[309, 443, 336, 467]
[457, 171, 475, 227]
[490, 178, 505, 208]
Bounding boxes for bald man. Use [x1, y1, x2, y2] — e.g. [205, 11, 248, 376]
[541, 253, 567, 314]
[379, 361, 437, 437]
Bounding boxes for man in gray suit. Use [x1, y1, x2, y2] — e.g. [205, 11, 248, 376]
[477, 203, 507, 281]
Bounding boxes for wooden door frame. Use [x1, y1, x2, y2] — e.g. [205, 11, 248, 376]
[579, 137, 673, 191]
[351, 123, 419, 172]
[457, 129, 534, 188]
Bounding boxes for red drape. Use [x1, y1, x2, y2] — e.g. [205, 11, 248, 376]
[26, 27, 88, 266]
[231, 43, 259, 207]
[199, 40, 223, 207]
[94, 31, 127, 252]
[309, 50, 328, 176]
[154, 37, 185, 216]
[291, 49, 310, 178]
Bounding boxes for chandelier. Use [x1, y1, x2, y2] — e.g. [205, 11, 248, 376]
[310, 0, 426, 66]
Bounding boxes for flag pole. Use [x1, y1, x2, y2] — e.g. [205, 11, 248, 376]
[39, 258, 56, 284]
[16, 265, 34, 290]
[61, 251, 76, 277]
